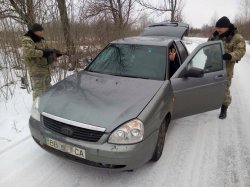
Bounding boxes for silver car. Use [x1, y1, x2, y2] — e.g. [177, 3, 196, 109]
[29, 22, 227, 170]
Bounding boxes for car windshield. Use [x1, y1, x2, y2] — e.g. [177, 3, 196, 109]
[86, 44, 166, 80]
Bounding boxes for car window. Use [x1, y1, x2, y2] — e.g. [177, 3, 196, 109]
[86, 44, 166, 80]
[175, 41, 188, 62]
[187, 43, 223, 73]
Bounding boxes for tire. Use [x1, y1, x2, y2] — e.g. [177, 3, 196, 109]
[151, 120, 167, 162]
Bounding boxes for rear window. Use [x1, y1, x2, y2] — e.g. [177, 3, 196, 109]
[86, 44, 166, 80]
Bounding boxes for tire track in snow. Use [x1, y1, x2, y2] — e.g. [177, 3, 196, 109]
[0, 135, 31, 155]
[215, 53, 250, 187]
[182, 114, 221, 187]
[228, 58, 250, 186]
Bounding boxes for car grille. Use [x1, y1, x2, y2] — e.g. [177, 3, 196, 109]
[43, 116, 105, 142]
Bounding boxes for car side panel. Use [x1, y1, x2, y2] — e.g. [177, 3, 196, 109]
[138, 81, 174, 138]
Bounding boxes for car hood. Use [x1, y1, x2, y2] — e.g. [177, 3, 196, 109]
[39, 71, 164, 132]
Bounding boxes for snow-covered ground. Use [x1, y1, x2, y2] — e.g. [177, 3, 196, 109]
[0, 37, 250, 187]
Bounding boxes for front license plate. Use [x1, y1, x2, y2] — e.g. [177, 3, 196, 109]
[45, 137, 86, 159]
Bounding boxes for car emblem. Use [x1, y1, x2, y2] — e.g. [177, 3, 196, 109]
[61, 127, 73, 136]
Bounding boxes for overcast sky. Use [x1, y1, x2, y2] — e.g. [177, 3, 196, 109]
[183, 0, 239, 28]
[148, 0, 240, 28]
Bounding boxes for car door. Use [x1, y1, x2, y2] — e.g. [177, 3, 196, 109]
[175, 40, 189, 63]
[170, 41, 227, 119]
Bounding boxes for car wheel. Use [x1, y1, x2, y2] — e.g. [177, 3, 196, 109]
[151, 120, 167, 162]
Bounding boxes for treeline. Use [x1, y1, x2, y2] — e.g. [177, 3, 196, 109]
[189, 0, 250, 40]
[0, 0, 185, 100]
[189, 22, 250, 40]
[0, 18, 142, 100]
[236, 21, 250, 40]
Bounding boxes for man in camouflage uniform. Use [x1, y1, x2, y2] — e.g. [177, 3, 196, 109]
[22, 23, 61, 100]
[208, 16, 246, 119]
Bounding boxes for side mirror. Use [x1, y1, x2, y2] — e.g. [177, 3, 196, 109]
[186, 67, 204, 78]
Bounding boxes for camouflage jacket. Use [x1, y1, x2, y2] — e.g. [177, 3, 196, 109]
[22, 31, 50, 77]
[208, 27, 246, 63]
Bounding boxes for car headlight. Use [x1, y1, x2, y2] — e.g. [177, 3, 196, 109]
[108, 119, 144, 144]
[31, 97, 40, 121]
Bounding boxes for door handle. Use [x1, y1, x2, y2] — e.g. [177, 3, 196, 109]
[214, 74, 224, 80]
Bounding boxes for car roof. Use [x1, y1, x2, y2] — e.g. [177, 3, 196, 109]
[111, 36, 178, 47]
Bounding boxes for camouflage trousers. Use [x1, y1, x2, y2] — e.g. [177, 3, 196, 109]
[30, 74, 51, 100]
[223, 62, 235, 107]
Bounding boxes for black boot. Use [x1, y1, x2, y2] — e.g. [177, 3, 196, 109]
[219, 105, 228, 119]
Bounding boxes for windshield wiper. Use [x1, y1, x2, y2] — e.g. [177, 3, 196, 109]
[86, 69, 99, 73]
[105, 72, 121, 77]
[120, 75, 150, 79]
[86, 70, 150, 79]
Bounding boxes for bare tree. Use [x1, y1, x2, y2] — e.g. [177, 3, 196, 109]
[83, 0, 136, 31]
[235, 0, 250, 23]
[0, 0, 37, 28]
[137, 12, 153, 30]
[0, 0, 39, 90]
[234, 0, 250, 40]
[136, 0, 185, 22]
[56, 0, 76, 69]
[0, 18, 30, 99]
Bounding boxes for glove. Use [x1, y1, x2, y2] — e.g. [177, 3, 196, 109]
[222, 53, 232, 61]
[43, 48, 54, 58]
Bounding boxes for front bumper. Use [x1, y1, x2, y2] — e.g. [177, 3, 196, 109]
[29, 117, 158, 170]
